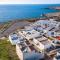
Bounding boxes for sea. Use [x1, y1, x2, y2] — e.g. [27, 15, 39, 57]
[0, 4, 60, 22]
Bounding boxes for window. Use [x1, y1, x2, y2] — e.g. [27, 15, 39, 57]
[36, 43, 39, 45]
[46, 45, 55, 52]
[12, 37, 18, 40]
[56, 41, 60, 44]
[27, 32, 31, 34]
[30, 38, 33, 41]
[51, 32, 54, 35]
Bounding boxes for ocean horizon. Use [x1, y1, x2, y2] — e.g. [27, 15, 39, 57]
[0, 4, 60, 22]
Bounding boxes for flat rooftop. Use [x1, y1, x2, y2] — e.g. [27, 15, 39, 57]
[40, 40, 51, 45]
[35, 36, 47, 42]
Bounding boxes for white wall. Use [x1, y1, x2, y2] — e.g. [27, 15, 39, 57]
[16, 44, 23, 60]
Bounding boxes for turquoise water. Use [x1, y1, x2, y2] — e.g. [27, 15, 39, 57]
[0, 4, 60, 22]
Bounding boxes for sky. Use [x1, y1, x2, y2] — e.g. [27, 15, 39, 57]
[0, 0, 60, 4]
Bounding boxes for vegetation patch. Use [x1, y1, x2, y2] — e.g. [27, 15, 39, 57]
[0, 39, 19, 60]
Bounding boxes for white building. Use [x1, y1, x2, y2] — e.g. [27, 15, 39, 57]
[56, 31, 60, 36]
[46, 31, 56, 37]
[19, 29, 40, 40]
[32, 37, 56, 56]
[33, 20, 50, 28]
[33, 39, 51, 51]
[9, 33, 23, 45]
[24, 26, 34, 30]
[16, 42, 44, 60]
[46, 31, 60, 37]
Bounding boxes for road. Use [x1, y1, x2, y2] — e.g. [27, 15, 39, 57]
[0, 21, 30, 38]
